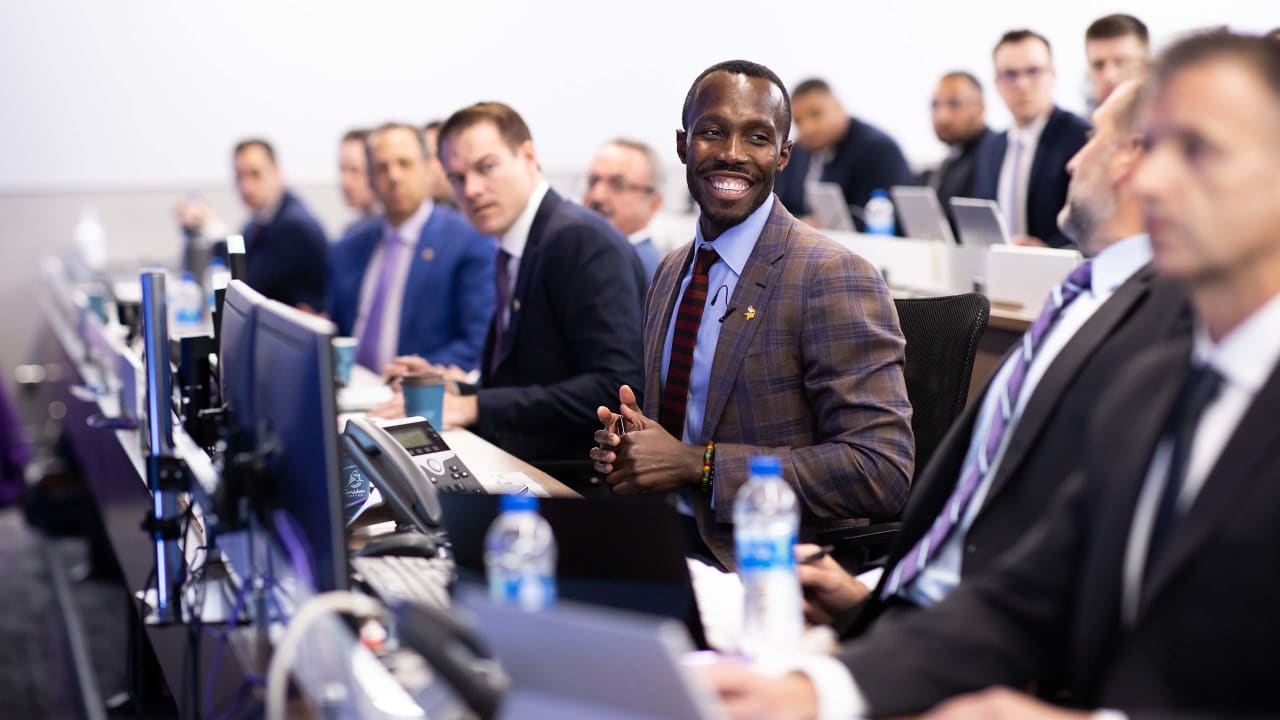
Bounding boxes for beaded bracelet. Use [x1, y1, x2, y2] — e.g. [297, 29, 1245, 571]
[700, 442, 716, 494]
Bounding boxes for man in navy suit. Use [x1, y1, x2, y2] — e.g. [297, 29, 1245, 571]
[434, 102, 646, 474]
[328, 123, 495, 373]
[774, 78, 913, 231]
[583, 138, 666, 281]
[972, 30, 1090, 248]
[230, 139, 329, 310]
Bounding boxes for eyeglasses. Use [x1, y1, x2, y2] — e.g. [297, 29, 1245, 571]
[996, 65, 1050, 85]
[586, 174, 654, 195]
[931, 98, 975, 111]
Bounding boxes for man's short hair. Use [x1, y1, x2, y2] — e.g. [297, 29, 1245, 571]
[437, 102, 533, 156]
[370, 122, 429, 159]
[1086, 14, 1150, 46]
[1156, 30, 1280, 106]
[233, 138, 276, 164]
[604, 137, 665, 192]
[341, 128, 370, 145]
[941, 70, 984, 94]
[1110, 77, 1152, 138]
[994, 29, 1053, 59]
[681, 60, 791, 142]
[791, 78, 832, 99]
[1266, 27, 1280, 42]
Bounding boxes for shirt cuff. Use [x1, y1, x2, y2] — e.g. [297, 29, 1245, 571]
[789, 654, 870, 720]
[1093, 711, 1128, 720]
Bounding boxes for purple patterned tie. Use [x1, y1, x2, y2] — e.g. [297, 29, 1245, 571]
[488, 248, 513, 376]
[1003, 136, 1024, 235]
[355, 230, 406, 371]
[882, 260, 1094, 599]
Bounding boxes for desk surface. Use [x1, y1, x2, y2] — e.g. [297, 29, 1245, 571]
[441, 428, 577, 498]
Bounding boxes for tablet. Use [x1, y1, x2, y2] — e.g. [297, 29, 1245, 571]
[891, 185, 955, 243]
[950, 197, 1011, 248]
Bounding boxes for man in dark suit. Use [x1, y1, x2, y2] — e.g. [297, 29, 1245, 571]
[591, 60, 914, 569]
[972, 30, 1090, 249]
[328, 123, 494, 373]
[434, 102, 646, 474]
[231, 139, 328, 310]
[704, 32, 1280, 719]
[178, 139, 329, 310]
[773, 78, 914, 231]
[797, 78, 1189, 634]
[922, 71, 996, 239]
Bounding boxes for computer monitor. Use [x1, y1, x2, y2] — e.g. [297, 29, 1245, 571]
[439, 494, 707, 648]
[219, 280, 266, 431]
[253, 299, 348, 592]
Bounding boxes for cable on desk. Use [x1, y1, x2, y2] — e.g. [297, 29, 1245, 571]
[264, 591, 385, 720]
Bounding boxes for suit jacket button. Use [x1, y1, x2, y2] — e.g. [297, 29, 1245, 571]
[966, 544, 977, 554]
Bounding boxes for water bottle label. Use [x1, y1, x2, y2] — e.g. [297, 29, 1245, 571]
[490, 572, 556, 611]
[736, 534, 796, 573]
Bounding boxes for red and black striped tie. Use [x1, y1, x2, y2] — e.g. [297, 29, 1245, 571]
[660, 246, 720, 439]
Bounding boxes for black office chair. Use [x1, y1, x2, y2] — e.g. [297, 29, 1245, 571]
[820, 292, 990, 571]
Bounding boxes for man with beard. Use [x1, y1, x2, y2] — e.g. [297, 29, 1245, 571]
[795, 78, 1190, 641]
[590, 60, 914, 569]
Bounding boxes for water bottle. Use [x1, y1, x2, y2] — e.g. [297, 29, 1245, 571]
[484, 495, 557, 611]
[864, 189, 896, 236]
[203, 257, 231, 313]
[734, 455, 803, 661]
[169, 271, 204, 337]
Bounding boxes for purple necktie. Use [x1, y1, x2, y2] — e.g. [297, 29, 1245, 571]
[882, 260, 1094, 599]
[1003, 136, 1024, 235]
[488, 248, 513, 375]
[355, 230, 407, 371]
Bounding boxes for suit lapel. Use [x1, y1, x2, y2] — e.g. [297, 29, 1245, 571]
[1140, 357, 1280, 616]
[643, 244, 695, 418]
[699, 202, 792, 441]
[397, 210, 441, 350]
[1073, 340, 1190, 667]
[983, 266, 1156, 504]
[491, 190, 559, 376]
[1025, 108, 1062, 216]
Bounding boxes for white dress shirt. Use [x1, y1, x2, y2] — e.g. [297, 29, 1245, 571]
[496, 180, 550, 331]
[353, 200, 433, 370]
[996, 112, 1050, 238]
[800, 234, 1154, 719]
[1121, 288, 1280, 625]
[903, 233, 1152, 606]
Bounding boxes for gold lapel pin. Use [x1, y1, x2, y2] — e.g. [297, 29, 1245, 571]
[513, 299, 521, 312]
[421, 248, 435, 262]
[744, 305, 756, 320]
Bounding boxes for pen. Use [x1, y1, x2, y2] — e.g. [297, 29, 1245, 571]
[613, 412, 627, 437]
[799, 545, 836, 565]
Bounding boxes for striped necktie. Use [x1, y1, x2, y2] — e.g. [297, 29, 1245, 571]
[660, 246, 720, 439]
[882, 260, 1094, 599]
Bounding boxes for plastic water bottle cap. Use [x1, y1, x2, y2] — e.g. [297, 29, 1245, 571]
[870, 189, 889, 199]
[500, 494, 539, 513]
[182, 271, 197, 282]
[749, 455, 782, 477]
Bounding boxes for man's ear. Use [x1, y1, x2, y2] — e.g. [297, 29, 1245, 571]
[777, 139, 794, 173]
[676, 129, 688, 165]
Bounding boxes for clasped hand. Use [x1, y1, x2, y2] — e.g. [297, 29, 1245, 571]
[590, 385, 704, 494]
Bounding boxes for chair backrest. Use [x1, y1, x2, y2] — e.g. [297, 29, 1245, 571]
[893, 293, 990, 480]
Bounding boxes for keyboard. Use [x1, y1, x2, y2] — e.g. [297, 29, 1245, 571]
[351, 555, 454, 608]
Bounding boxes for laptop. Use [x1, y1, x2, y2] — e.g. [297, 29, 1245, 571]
[804, 181, 855, 232]
[461, 590, 727, 720]
[438, 493, 709, 648]
[950, 197, 1012, 247]
[890, 186, 956, 243]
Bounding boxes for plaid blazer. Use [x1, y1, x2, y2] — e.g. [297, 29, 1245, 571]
[642, 198, 914, 568]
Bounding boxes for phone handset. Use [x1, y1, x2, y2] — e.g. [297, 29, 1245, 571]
[340, 416, 443, 532]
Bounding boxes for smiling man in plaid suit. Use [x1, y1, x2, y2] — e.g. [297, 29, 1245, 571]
[591, 60, 914, 569]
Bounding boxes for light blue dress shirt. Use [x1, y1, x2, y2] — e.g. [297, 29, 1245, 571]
[660, 195, 774, 446]
[902, 234, 1153, 606]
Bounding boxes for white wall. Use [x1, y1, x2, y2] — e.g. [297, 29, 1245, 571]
[1, 0, 1273, 191]
[0, 0, 1272, 376]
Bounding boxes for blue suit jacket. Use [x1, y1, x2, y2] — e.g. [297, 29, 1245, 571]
[240, 190, 328, 310]
[775, 115, 914, 231]
[972, 106, 1091, 249]
[327, 204, 496, 371]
